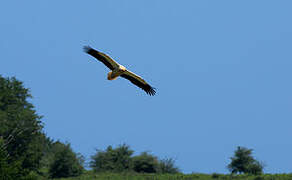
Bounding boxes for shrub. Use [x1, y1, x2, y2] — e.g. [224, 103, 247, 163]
[211, 173, 220, 179]
[90, 144, 134, 172]
[132, 152, 159, 173]
[254, 175, 265, 180]
[49, 143, 83, 178]
[158, 157, 180, 174]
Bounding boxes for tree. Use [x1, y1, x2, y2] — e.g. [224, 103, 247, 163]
[0, 76, 45, 177]
[0, 137, 15, 180]
[49, 142, 83, 178]
[132, 152, 159, 173]
[158, 157, 180, 174]
[0, 75, 86, 179]
[227, 146, 263, 175]
[90, 144, 134, 172]
[246, 161, 264, 175]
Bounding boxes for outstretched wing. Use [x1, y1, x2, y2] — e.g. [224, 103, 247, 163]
[120, 70, 156, 96]
[83, 46, 119, 70]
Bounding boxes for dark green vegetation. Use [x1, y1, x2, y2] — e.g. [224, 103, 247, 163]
[0, 75, 289, 179]
[0, 76, 46, 179]
[48, 142, 84, 178]
[0, 75, 179, 179]
[0, 76, 83, 179]
[90, 144, 179, 174]
[55, 172, 292, 180]
[227, 147, 263, 175]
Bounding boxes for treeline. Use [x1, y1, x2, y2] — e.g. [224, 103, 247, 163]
[0, 75, 48, 179]
[90, 144, 179, 174]
[0, 75, 264, 179]
[0, 76, 83, 179]
[0, 75, 179, 179]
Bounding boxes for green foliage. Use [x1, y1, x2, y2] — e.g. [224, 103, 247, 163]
[211, 173, 220, 179]
[0, 138, 14, 180]
[253, 175, 265, 180]
[49, 142, 84, 178]
[37, 136, 55, 176]
[0, 137, 41, 180]
[246, 161, 264, 175]
[0, 75, 46, 177]
[0, 76, 85, 179]
[227, 146, 263, 175]
[132, 152, 159, 173]
[0, 76, 277, 180]
[90, 144, 134, 172]
[51, 172, 292, 180]
[90, 144, 180, 174]
[158, 157, 180, 174]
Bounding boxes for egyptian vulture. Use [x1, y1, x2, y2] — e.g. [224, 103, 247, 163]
[84, 46, 156, 96]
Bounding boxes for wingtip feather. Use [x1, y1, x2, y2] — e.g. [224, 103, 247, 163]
[146, 86, 156, 96]
[83, 45, 92, 53]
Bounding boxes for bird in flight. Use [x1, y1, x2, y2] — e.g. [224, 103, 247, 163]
[83, 46, 156, 96]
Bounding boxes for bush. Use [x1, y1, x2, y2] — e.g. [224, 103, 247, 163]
[90, 144, 181, 174]
[158, 157, 180, 174]
[49, 142, 83, 178]
[132, 152, 159, 173]
[211, 173, 220, 179]
[90, 144, 133, 172]
[254, 175, 265, 180]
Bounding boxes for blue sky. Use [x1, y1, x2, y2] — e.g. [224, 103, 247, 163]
[1, 0, 292, 173]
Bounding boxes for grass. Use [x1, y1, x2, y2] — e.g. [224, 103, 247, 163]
[54, 172, 292, 180]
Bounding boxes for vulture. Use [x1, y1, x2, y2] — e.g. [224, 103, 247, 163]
[83, 46, 156, 96]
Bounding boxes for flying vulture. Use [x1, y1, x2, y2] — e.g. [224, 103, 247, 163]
[83, 46, 156, 96]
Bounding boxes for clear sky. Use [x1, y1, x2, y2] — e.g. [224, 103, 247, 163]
[1, 0, 292, 174]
